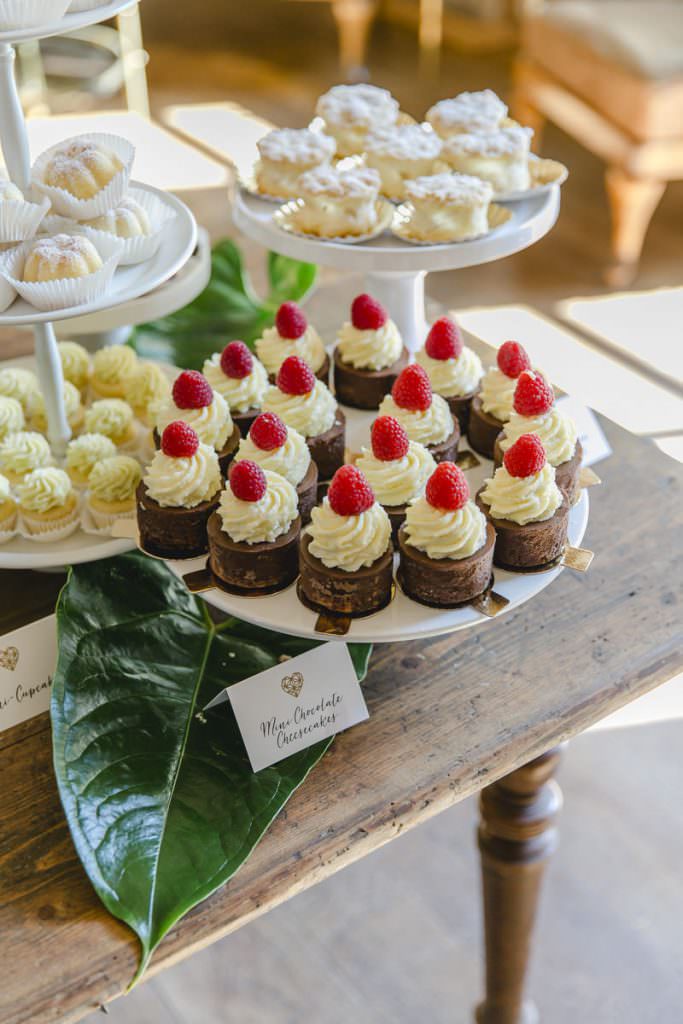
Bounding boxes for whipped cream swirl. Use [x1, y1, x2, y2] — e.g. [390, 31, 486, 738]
[0, 431, 52, 477]
[416, 345, 482, 398]
[262, 380, 337, 438]
[89, 456, 142, 503]
[0, 368, 39, 410]
[336, 319, 403, 371]
[156, 390, 232, 451]
[378, 392, 454, 446]
[219, 469, 298, 544]
[234, 426, 311, 487]
[499, 407, 578, 467]
[126, 362, 170, 416]
[92, 345, 138, 386]
[0, 396, 24, 441]
[256, 324, 326, 375]
[58, 341, 90, 390]
[144, 442, 221, 509]
[203, 352, 269, 412]
[404, 497, 486, 560]
[17, 467, 73, 513]
[66, 433, 117, 480]
[84, 399, 134, 443]
[479, 367, 517, 421]
[479, 463, 562, 525]
[356, 440, 435, 507]
[307, 498, 391, 572]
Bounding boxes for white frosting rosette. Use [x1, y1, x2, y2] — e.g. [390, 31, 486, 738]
[479, 367, 517, 421]
[143, 441, 221, 509]
[378, 392, 454, 446]
[218, 469, 298, 544]
[416, 345, 483, 398]
[499, 407, 578, 467]
[84, 454, 142, 531]
[307, 497, 391, 572]
[0, 430, 53, 481]
[0, 0, 70, 31]
[404, 497, 487, 560]
[202, 352, 268, 413]
[0, 367, 39, 410]
[233, 425, 311, 488]
[0, 395, 24, 441]
[155, 389, 232, 451]
[15, 467, 81, 542]
[356, 440, 435, 507]
[262, 380, 337, 438]
[32, 132, 135, 220]
[256, 324, 327, 375]
[0, 472, 17, 543]
[0, 231, 123, 312]
[0, 186, 50, 244]
[479, 463, 562, 525]
[336, 319, 403, 371]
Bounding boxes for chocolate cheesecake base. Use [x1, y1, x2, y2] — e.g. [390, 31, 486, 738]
[207, 512, 301, 593]
[268, 351, 330, 386]
[298, 531, 394, 616]
[493, 436, 584, 505]
[307, 408, 346, 481]
[444, 389, 478, 434]
[427, 419, 460, 464]
[297, 461, 319, 526]
[397, 521, 496, 606]
[136, 481, 219, 559]
[476, 489, 569, 570]
[153, 423, 241, 476]
[385, 503, 408, 546]
[333, 346, 410, 410]
[467, 396, 504, 459]
[231, 407, 261, 437]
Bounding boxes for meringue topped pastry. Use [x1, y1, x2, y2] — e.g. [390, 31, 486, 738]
[364, 124, 442, 200]
[315, 83, 400, 157]
[402, 172, 493, 242]
[43, 140, 123, 200]
[85, 196, 151, 238]
[426, 89, 507, 138]
[441, 124, 533, 194]
[255, 128, 336, 199]
[22, 234, 102, 283]
[295, 165, 382, 237]
[256, 301, 329, 381]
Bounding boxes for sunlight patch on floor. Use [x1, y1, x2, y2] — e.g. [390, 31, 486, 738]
[589, 675, 683, 732]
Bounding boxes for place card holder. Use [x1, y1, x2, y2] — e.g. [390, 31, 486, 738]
[579, 466, 601, 490]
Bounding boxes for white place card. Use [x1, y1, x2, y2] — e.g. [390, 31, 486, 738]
[205, 643, 369, 772]
[556, 395, 613, 467]
[0, 615, 57, 733]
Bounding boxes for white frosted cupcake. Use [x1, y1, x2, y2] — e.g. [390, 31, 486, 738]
[91, 344, 138, 399]
[0, 367, 39, 413]
[58, 340, 91, 392]
[0, 473, 17, 538]
[203, 341, 269, 433]
[364, 124, 442, 200]
[295, 165, 381, 237]
[255, 128, 336, 198]
[0, 396, 25, 442]
[65, 432, 117, 487]
[256, 302, 328, 380]
[83, 398, 137, 449]
[316, 84, 400, 157]
[16, 467, 79, 539]
[440, 124, 533, 195]
[0, 430, 52, 485]
[86, 455, 142, 529]
[426, 89, 507, 139]
[30, 380, 84, 434]
[125, 360, 171, 425]
[402, 172, 493, 242]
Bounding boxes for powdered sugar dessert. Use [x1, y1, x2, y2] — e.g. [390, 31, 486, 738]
[256, 301, 329, 382]
[255, 128, 336, 199]
[203, 341, 269, 434]
[378, 363, 459, 462]
[415, 316, 482, 430]
[364, 124, 442, 200]
[468, 340, 532, 458]
[315, 84, 400, 157]
[441, 124, 533, 194]
[155, 370, 240, 474]
[333, 293, 408, 410]
[42, 140, 123, 200]
[85, 196, 151, 238]
[426, 89, 508, 139]
[401, 173, 494, 242]
[294, 165, 382, 237]
[233, 411, 318, 524]
[22, 234, 102, 282]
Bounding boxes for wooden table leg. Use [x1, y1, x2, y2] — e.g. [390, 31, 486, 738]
[475, 748, 563, 1024]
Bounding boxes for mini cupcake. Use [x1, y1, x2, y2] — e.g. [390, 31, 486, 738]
[477, 434, 568, 571]
[233, 411, 318, 525]
[0, 430, 52, 485]
[154, 370, 240, 475]
[208, 461, 300, 594]
[83, 398, 137, 449]
[33, 134, 133, 219]
[299, 465, 393, 616]
[202, 341, 269, 435]
[468, 340, 531, 458]
[16, 467, 79, 539]
[333, 294, 409, 410]
[415, 317, 483, 432]
[125, 360, 171, 425]
[364, 124, 442, 200]
[254, 128, 336, 199]
[398, 462, 495, 606]
[262, 356, 345, 481]
[0, 367, 39, 413]
[137, 421, 222, 559]
[256, 302, 329, 383]
[495, 370, 582, 504]
[356, 415, 435, 543]
[65, 432, 117, 487]
[90, 344, 138, 399]
[30, 380, 84, 434]
[0, 473, 17, 538]
[378, 364, 459, 463]
[440, 124, 533, 195]
[0, 396, 25, 442]
[58, 340, 91, 393]
[86, 455, 142, 530]
[426, 89, 508, 139]
[315, 83, 400, 157]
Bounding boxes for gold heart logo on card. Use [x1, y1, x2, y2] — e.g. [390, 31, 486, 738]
[281, 672, 304, 698]
[0, 646, 19, 672]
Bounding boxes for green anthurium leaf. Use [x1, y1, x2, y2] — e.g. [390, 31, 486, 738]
[265, 251, 317, 312]
[51, 552, 371, 984]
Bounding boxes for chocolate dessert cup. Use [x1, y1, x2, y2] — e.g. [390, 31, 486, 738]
[397, 521, 495, 606]
[467, 396, 504, 459]
[475, 488, 569, 571]
[268, 351, 330, 386]
[297, 461, 319, 525]
[444, 389, 478, 435]
[231, 407, 261, 437]
[136, 481, 220, 559]
[307, 408, 346, 481]
[299, 531, 394, 616]
[207, 512, 300, 594]
[493, 435, 584, 505]
[333, 346, 410, 410]
[154, 423, 241, 476]
[384, 502, 409, 546]
[427, 418, 460, 464]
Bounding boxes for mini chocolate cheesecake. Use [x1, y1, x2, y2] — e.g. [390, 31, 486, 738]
[467, 396, 504, 459]
[333, 346, 409, 410]
[136, 481, 220, 559]
[268, 351, 330, 387]
[476, 488, 569, 571]
[208, 512, 300, 594]
[445, 389, 478, 435]
[299, 531, 393, 616]
[296, 460, 319, 525]
[493, 435, 584, 505]
[154, 423, 241, 476]
[307, 408, 346, 481]
[427, 418, 460, 464]
[398, 521, 495, 606]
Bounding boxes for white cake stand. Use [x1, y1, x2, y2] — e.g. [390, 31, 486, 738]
[233, 186, 560, 352]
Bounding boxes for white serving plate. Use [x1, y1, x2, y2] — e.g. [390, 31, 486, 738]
[0, 0, 138, 44]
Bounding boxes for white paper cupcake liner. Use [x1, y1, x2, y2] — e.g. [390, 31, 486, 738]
[43, 187, 177, 266]
[81, 499, 135, 534]
[17, 495, 82, 543]
[0, 271, 16, 312]
[0, 232, 124, 313]
[32, 132, 135, 220]
[0, 194, 51, 243]
[0, 0, 70, 31]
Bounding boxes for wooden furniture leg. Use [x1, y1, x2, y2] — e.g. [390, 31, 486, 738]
[331, 0, 378, 81]
[509, 90, 545, 152]
[476, 748, 563, 1024]
[604, 167, 666, 286]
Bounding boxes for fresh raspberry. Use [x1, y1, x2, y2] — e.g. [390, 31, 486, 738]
[513, 370, 554, 417]
[276, 301, 307, 340]
[503, 433, 546, 478]
[172, 370, 213, 410]
[220, 340, 253, 379]
[161, 421, 199, 458]
[250, 412, 287, 451]
[425, 462, 469, 511]
[497, 340, 531, 379]
[392, 363, 432, 412]
[327, 465, 375, 516]
[371, 415, 409, 461]
[351, 293, 387, 331]
[276, 355, 315, 396]
[229, 459, 267, 502]
[425, 317, 463, 361]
